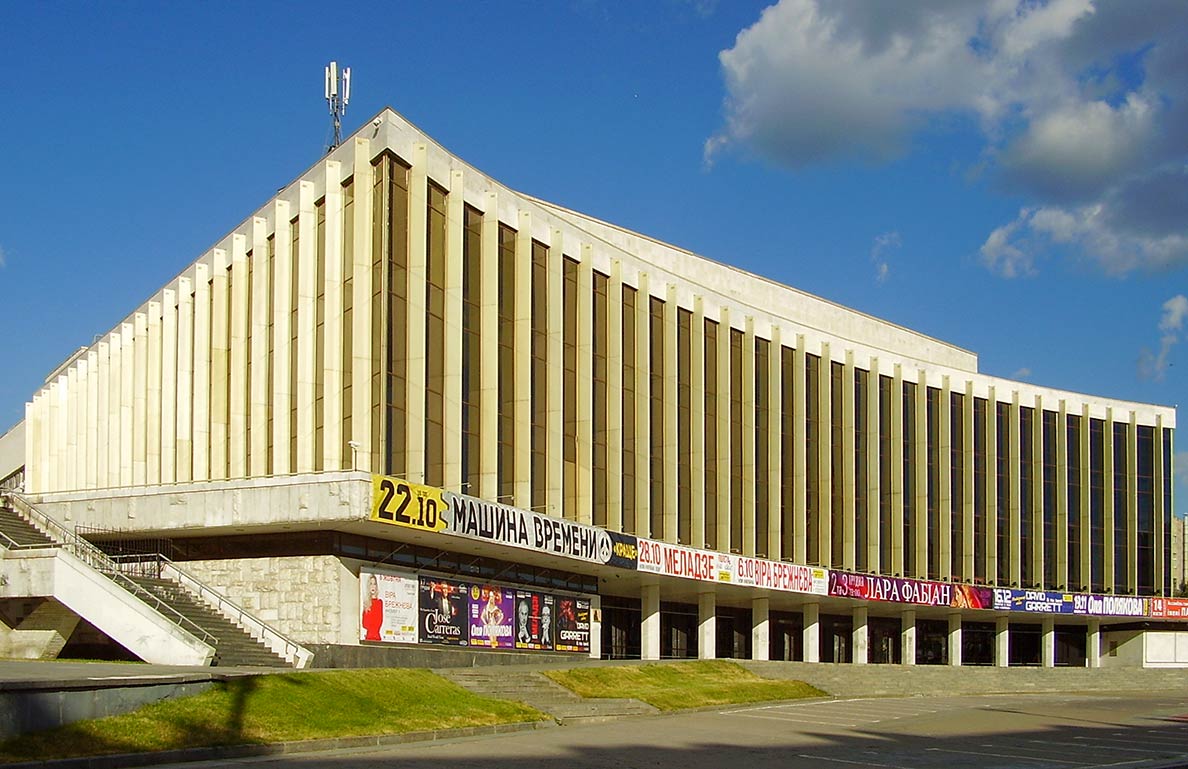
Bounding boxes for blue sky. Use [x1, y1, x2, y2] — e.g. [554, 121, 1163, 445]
[0, 1, 1184, 511]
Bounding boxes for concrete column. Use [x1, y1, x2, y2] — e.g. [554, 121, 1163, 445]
[716, 306, 731, 551]
[852, 606, 868, 665]
[792, 335, 807, 564]
[901, 609, 916, 666]
[818, 342, 832, 567]
[995, 616, 1010, 667]
[642, 584, 661, 661]
[107, 332, 122, 484]
[767, 326, 783, 559]
[546, 228, 563, 516]
[1087, 620, 1101, 668]
[606, 261, 623, 531]
[161, 289, 178, 484]
[1041, 617, 1056, 668]
[229, 236, 249, 478]
[985, 386, 998, 580]
[741, 317, 756, 554]
[95, 342, 110, 489]
[1055, 401, 1069, 589]
[841, 352, 856, 570]
[271, 202, 292, 476]
[948, 612, 962, 667]
[803, 602, 820, 663]
[65, 367, 78, 491]
[698, 591, 717, 660]
[132, 312, 148, 486]
[588, 595, 602, 660]
[84, 352, 98, 490]
[209, 255, 229, 480]
[752, 597, 770, 661]
[119, 322, 135, 486]
[690, 296, 705, 548]
[247, 219, 269, 477]
[295, 181, 318, 474]
[1103, 407, 1115, 592]
[440, 169, 465, 487]
[350, 138, 375, 474]
[146, 303, 162, 485]
[1127, 412, 1138, 593]
[913, 370, 928, 578]
[405, 147, 429, 482]
[177, 276, 196, 483]
[889, 366, 904, 576]
[962, 381, 976, 580]
[663, 285, 679, 541]
[575, 247, 594, 524]
[478, 192, 499, 498]
[938, 375, 952, 580]
[635, 273, 651, 537]
[866, 357, 882, 571]
[321, 161, 345, 473]
[513, 210, 532, 506]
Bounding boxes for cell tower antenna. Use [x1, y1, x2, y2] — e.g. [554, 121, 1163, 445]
[325, 61, 351, 152]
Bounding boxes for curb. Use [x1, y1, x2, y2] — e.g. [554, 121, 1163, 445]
[1, 719, 556, 769]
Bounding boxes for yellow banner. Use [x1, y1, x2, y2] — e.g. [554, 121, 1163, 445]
[370, 476, 448, 532]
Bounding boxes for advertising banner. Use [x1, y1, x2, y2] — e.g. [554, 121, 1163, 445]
[636, 539, 828, 596]
[991, 589, 1148, 617]
[727, 555, 829, 595]
[992, 589, 1076, 614]
[468, 584, 515, 649]
[828, 571, 955, 607]
[370, 475, 637, 571]
[513, 590, 555, 651]
[418, 577, 469, 645]
[1150, 598, 1188, 619]
[555, 596, 591, 653]
[359, 567, 418, 643]
[951, 584, 995, 610]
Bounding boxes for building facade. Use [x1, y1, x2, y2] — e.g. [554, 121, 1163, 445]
[17, 108, 1181, 667]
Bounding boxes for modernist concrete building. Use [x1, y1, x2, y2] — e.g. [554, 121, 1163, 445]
[4, 108, 1181, 669]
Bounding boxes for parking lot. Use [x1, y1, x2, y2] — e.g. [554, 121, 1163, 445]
[164, 691, 1188, 769]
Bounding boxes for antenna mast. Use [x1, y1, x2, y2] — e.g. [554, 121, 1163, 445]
[325, 61, 351, 152]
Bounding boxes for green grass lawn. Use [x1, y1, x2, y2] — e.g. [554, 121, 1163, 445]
[544, 660, 825, 711]
[0, 668, 545, 762]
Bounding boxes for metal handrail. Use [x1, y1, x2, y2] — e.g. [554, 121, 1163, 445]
[160, 557, 314, 668]
[0, 491, 217, 648]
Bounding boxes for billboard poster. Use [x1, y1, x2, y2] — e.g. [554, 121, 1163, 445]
[468, 584, 515, 649]
[637, 539, 718, 582]
[370, 475, 637, 571]
[359, 567, 418, 644]
[828, 571, 954, 607]
[729, 555, 829, 596]
[555, 596, 591, 653]
[1073, 593, 1147, 617]
[513, 590, 555, 651]
[1150, 598, 1188, 619]
[418, 577, 469, 645]
[992, 589, 1076, 614]
[951, 584, 994, 610]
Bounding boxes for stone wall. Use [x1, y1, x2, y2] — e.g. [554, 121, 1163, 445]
[182, 555, 354, 646]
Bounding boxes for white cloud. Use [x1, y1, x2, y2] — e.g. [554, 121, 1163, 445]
[0, 244, 6, 268]
[710, 0, 1188, 275]
[1138, 294, 1188, 381]
[980, 214, 1036, 277]
[871, 231, 900, 283]
[1176, 451, 1188, 495]
[1012, 367, 1033, 379]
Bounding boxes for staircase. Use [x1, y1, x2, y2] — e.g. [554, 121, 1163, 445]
[126, 576, 289, 667]
[0, 504, 54, 547]
[0, 492, 309, 668]
[740, 660, 1188, 698]
[438, 668, 658, 725]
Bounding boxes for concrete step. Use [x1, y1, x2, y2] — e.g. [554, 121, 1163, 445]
[127, 576, 289, 668]
[0, 508, 54, 547]
[437, 668, 659, 725]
